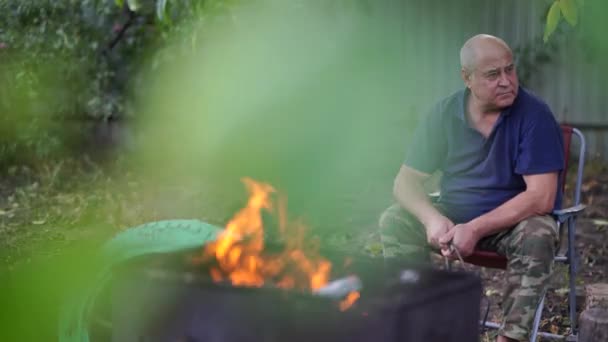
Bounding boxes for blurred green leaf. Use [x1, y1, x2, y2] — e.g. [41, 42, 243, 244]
[157, 0, 168, 20]
[544, 1, 562, 42]
[559, 0, 578, 26]
[365, 242, 383, 256]
[115, 0, 125, 8]
[127, 0, 140, 11]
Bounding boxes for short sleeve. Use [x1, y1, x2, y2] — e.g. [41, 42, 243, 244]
[515, 108, 564, 175]
[404, 106, 447, 174]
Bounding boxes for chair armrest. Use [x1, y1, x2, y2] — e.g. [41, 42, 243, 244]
[552, 203, 586, 223]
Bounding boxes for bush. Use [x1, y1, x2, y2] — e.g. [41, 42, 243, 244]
[0, 0, 153, 163]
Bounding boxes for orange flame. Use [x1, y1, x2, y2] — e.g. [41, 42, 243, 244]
[196, 178, 333, 291]
[339, 291, 361, 311]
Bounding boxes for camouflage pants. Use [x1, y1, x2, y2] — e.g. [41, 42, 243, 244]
[379, 203, 558, 341]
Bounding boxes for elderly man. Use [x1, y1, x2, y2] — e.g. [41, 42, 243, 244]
[379, 34, 564, 342]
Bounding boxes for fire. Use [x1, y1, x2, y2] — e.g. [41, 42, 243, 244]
[339, 291, 361, 312]
[195, 178, 334, 291]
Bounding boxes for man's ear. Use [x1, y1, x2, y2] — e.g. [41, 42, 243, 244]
[461, 68, 472, 88]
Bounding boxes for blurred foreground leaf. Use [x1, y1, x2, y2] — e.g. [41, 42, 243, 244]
[544, 1, 562, 42]
[559, 0, 578, 26]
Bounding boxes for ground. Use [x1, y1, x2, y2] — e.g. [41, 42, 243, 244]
[0, 157, 606, 341]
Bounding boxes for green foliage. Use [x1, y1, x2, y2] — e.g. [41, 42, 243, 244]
[515, 35, 560, 86]
[0, 1, 123, 118]
[127, 0, 140, 11]
[559, 0, 578, 26]
[544, 1, 562, 42]
[0, 0, 148, 164]
[543, 0, 582, 42]
[0, 0, 370, 165]
[156, 0, 168, 21]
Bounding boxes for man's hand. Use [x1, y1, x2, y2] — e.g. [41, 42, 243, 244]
[439, 222, 481, 258]
[423, 215, 455, 249]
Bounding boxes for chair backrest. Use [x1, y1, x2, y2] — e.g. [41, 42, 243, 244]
[559, 124, 586, 207]
[560, 125, 573, 192]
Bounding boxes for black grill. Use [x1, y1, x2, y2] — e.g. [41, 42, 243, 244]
[94, 249, 482, 342]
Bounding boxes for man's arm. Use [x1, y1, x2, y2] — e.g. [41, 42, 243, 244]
[469, 172, 558, 235]
[440, 171, 558, 256]
[394, 165, 454, 248]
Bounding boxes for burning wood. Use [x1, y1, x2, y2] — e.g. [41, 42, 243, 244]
[313, 275, 362, 311]
[192, 177, 360, 309]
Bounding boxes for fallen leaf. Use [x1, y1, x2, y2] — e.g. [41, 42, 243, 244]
[582, 179, 598, 192]
[485, 289, 500, 296]
[592, 219, 608, 226]
[32, 219, 46, 225]
[550, 324, 559, 334]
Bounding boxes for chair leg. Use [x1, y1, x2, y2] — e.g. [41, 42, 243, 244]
[567, 218, 578, 336]
[530, 292, 546, 342]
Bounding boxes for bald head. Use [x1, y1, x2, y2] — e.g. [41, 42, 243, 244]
[460, 34, 512, 77]
[460, 34, 518, 111]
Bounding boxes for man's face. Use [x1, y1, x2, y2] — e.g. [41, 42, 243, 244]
[464, 48, 519, 111]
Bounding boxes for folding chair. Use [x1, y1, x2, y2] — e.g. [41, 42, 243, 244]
[459, 124, 586, 341]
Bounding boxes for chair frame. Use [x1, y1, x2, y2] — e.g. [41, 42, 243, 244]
[445, 125, 586, 341]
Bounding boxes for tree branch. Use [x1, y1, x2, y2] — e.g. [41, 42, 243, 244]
[105, 8, 136, 54]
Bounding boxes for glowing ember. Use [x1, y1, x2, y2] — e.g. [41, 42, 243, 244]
[194, 178, 335, 292]
[339, 291, 361, 312]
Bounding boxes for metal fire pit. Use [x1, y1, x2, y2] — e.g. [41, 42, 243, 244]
[93, 248, 482, 342]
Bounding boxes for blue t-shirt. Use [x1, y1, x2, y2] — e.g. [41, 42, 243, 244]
[404, 87, 564, 224]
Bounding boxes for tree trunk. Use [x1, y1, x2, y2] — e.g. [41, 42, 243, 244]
[585, 283, 608, 310]
[579, 283, 608, 342]
[578, 308, 608, 342]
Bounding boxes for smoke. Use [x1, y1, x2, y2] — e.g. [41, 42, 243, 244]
[132, 1, 418, 228]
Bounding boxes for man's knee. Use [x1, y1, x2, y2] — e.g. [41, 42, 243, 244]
[378, 203, 413, 230]
[377, 204, 428, 258]
[509, 215, 558, 261]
